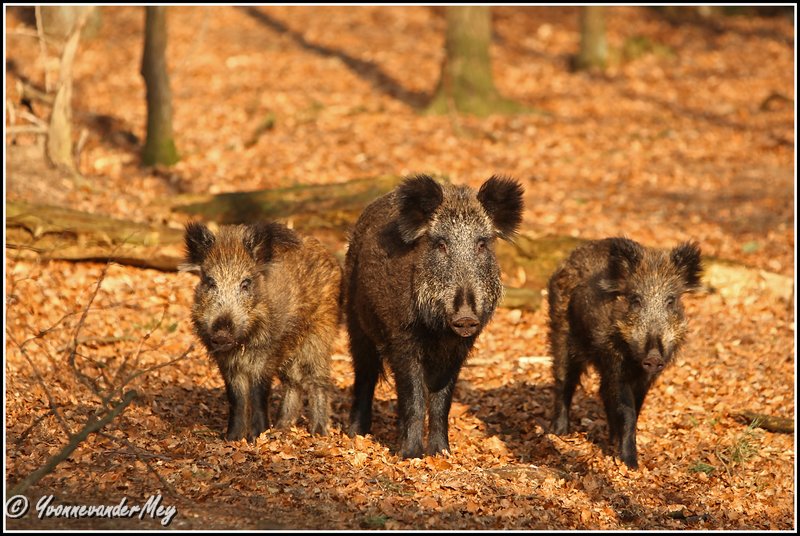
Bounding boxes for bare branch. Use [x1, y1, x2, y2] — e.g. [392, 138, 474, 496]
[103, 344, 194, 407]
[98, 431, 182, 499]
[9, 390, 138, 497]
[6, 329, 73, 437]
[67, 262, 111, 401]
[34, 6, 51, 92]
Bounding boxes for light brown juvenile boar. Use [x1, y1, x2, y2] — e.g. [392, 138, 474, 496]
[182, 221, 341, 441]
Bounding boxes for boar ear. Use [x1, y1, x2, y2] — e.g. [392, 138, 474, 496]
[600, 237, 642, 293]
[671, 241, 702, 291]
[477, 175, 524, 240]
[245, 222, 301, 264]
[396, 174, 444, 243]
[184, 222, 215, 267]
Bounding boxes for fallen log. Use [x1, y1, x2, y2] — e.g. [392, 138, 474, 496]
[6, 176, 795, 311]
[733, 411, 794, 434]
[169, 174, 409, 231]
[6, 201, 185, 271]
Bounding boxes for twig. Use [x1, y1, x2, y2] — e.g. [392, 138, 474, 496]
[67, 262, 111, 401]
[103, 345, 194, 407]
[15, 410, 53, 445]
[6, 329, 73, 437]
[34, 6, 51, 92]
[56, 334, 139, 353]
[112, 304, 168, 386]
[7, 27, 60, 46]
[98, 431, 182, 499]
[7, 125, 48, 136]
[9, 389, 138, 497]
[20, 109, 48, 127]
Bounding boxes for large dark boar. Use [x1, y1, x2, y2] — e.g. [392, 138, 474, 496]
[548, 237, 702, 469]
[344, 174, 524, 459]
[182, 221, 341, 441]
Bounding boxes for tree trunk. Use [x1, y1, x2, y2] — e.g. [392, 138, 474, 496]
[141, 6, 179, 166]
[44, 9, 91, 176]
[40, 6, 101, 40]
[575, 6, 607, 70]
[426, 7, 522, 116]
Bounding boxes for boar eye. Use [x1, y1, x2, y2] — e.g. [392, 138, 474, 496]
[665, 295, 676, 308]
[240, 278, 253, 292]
[628, 294, 642, 309]
[476, 238, 487, 253]
[436, 239, 448, 254]
[202, 274, 217, 289]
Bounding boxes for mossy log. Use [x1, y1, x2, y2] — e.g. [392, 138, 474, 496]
[7, 176, 794, 311]
[169, 174, 408, 232]
[733, 411, 794, 434]
[6, 201, 184, 271]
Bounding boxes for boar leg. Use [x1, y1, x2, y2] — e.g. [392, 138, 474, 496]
[347, 322, 381, 437]
[249, 380, 270, 439]
[632, 377, 651, 418]
[427, 375, 457, 456]
[600, 375, 639, 469]
[276, 361, 303, 430]
[224, 376, 249, 441]
[552, 348, 583, 435]
[394, 355, 426, 459]
[307, 382, 330, 436]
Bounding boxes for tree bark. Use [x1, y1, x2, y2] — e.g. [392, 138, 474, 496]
[39, 6, 101, 40]
[734, 411, 793, 434]
[426, 6, 522, 116]
[141, 6, 179, 166]
[7, 201, 185, 271]
[575, 6, 608, 70]
[45, 9, 91, 175]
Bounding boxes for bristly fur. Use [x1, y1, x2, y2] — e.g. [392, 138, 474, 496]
[608, 237, 642, 280]
[396, 174, 445, 243]
[185, 221, 216, 266]
[670, 241, 703, 291]
[548, 237, 702, 470]
[185, 221, 341, 442]
[344, 174, 525, 459]
[476, 175, 525, 239]
[244, 221, 301, 264]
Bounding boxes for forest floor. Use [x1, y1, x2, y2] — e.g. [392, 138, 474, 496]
[5, 6, 796, 530]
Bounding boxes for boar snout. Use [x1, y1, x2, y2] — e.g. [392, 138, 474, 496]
[210, 315, 236, 352]
[642, 347, 666, 374]
[450, 305, 479, 337]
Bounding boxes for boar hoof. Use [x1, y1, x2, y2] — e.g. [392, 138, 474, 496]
[400, 445, 424, 460]
[310, 422, 329, 436]
[552, 417, 570, 436]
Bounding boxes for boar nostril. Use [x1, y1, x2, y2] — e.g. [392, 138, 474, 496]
[642, 356, 665, 373]
[210, 330, 235, 350]
[450, 314, 479, 337]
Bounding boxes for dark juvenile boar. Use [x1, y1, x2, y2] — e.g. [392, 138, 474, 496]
[345, 174, 524, 459]
[548, 237, 702, 469]
[182, 222, 341, 441]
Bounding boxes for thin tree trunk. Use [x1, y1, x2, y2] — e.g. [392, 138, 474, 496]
[40, 6, 101, 40]
[45, 9, 91, 175]
[141, 6, 179, 166]
[576, 6, 607, 70]
[427, 6, 521, 116]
